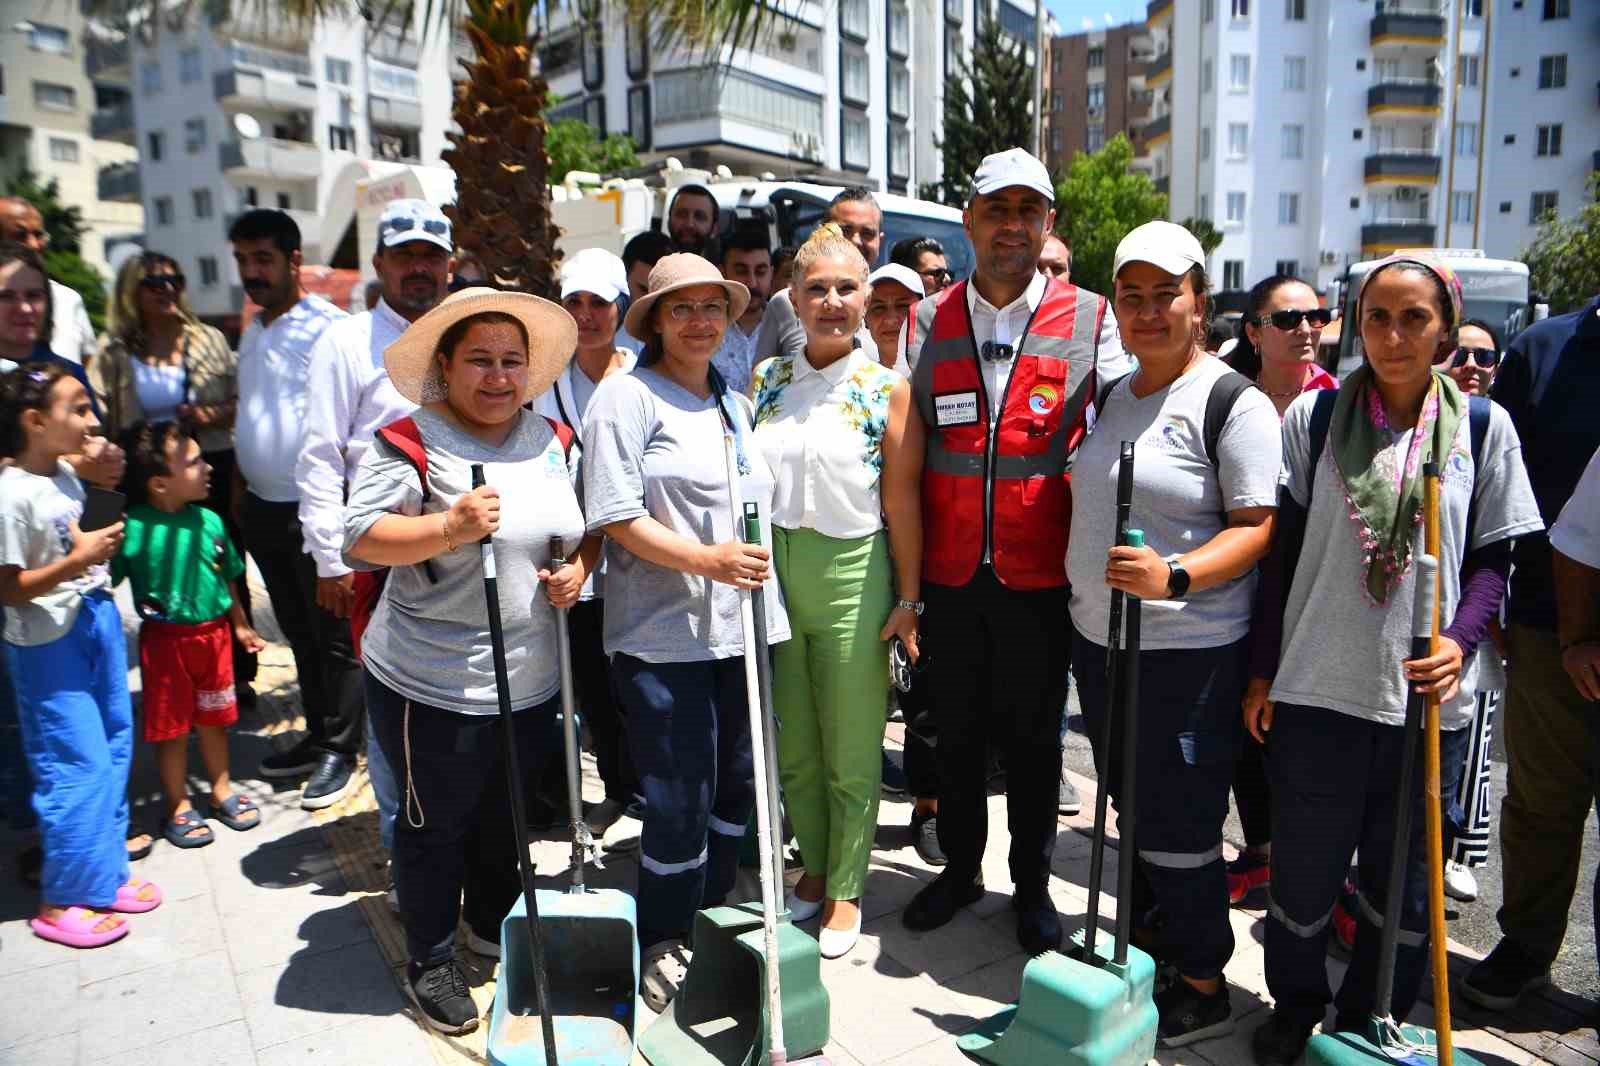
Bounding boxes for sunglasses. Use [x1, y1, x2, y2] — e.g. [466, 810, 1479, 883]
[1436, 346, 1500, 369]
[139, 274, 185, 292]
[380, 216, 450, 238]
[890, 637, 927, 693]
[920, 267, 953, 284]
[1255, 308, 1333, 330]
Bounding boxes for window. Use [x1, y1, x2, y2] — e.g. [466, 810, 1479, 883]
[1278, 192, 1299, 224]
[1284, 56, 1306, 91]
[192, 188, 213, 219]
[1229, 55, 1251, 93]
[1536, 123, 1563, 156]
[625, 18, 649, 79]
[1202, 0, 1215, 22]
[1537, 55, 1566, 89]
[1276, 259, 1299, 277]
[889, 2, 910, 56]
[1458, 55, 1480, 88]
[1281, 124, 1303, 159]
[1226, 191, 1246, 223]
[840, 0, 869, 40]
[154, 196, 174, 226]
[276, 191, 291, 209]
[1051, 128, 1061, 151]
[1088, 46, 1104, 68]
[1087, 83, 1105, 111]
[325, 57, 351, 85]
[1284, 0, 1304, 19]
[32, 82, 75, 111]
[147, 131, 164, 160]
[583, 96, 605, 134]
[627, 86, 651, 149]
[1451, 191, 1474, 224]
[581, 26, 604, 88]
[890, 125, 910, 178]
[179, 47, 202, 84]
[1224, 260, 1244, 290]
[1087, 124, 1105, 151]
[1202, 59, 1214, 93]
[198, 257, 219, 287]
[842, 110, 869, 169]
[1543, 0, 1570, 18]
[1530, 191, 1558, 222]
[1464, 0, 1483, 14]
[1200, 126, 1212, 160]
[27, 23, 69, 54]
[140, 61, 161, 96]
[243, 186, 258, 207]
[1051, 90, 1062, 111]
[1231, 0, 1249, 18]
[945, 25, 961, 80]
[1198, 193, 1210, 219]
[842, 47, 869, 104]
[1227, 123, 1249, 158]
[890, 66, 911, 118]
[47, 137, 79, 163]
[1454, 122, 1477, 156]
[183, 117, 206, 152]
[329, 124, 355, 151]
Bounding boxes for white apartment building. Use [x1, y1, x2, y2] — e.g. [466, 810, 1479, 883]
[0, 2, 142, 277]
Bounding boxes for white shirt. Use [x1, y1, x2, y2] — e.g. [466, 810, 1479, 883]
[236, 294, 345, 504]
[130, 359, 186, 421]
[751, 347, 901, 539]
[295, 298, 414, 577]
[49, 280, 95, 365]
[1550, 444, 1600, 570]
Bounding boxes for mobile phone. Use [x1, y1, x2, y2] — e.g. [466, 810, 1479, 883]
[80, 487, 126, 532]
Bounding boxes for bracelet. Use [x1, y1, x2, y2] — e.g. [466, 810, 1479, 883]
[441, 512, 457, 552]
[1562, 637, 1600, 654]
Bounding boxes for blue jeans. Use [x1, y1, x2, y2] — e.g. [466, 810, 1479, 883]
[5, 594, 132, 907]
[367, 721, 398, 852]
[612, 653, 755, 950]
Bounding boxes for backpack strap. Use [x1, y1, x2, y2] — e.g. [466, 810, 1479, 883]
[1305, 389, 1338, 507]
[543, 415, 577, 459]
[1096, 371, 1132, 414]
[1203, 370, 1258, 469]
[374, 417, 430, 503]
[1466, 394, 1490, 548]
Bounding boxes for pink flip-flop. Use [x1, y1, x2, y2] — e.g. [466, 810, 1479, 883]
[110, 877, 163, 914]
[30, 907, 129, 949]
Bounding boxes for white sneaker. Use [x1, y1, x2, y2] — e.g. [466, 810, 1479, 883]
[641, 940, 692, 1013]
[1444, 860, 1479, 903]
[818, 910, 862, 959]
[602, 812, 643, 853]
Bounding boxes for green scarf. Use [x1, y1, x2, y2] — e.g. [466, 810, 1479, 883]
[1329, 365, 1465, 604]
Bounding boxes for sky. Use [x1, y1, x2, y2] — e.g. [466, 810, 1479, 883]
[1044, 0, 1152, 34]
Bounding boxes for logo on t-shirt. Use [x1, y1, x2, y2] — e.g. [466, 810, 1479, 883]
[1149, 417, 1188, 453]
[1028, 384, 1059, 416]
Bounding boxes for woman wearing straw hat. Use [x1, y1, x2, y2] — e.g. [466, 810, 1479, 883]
[344, 287, 599, 1035]
[1244, 254, 1541, 1066]
[582, 253, 790, 1012]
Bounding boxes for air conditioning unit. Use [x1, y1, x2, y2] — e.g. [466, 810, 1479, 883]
[1395, 187, 1418, 201]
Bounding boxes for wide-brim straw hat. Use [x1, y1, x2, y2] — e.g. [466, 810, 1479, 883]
[622, 253, 750, 341]
[384, 287, 577, 406]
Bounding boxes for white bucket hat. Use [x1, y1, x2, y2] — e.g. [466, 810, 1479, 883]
[384, 287, 577, 406]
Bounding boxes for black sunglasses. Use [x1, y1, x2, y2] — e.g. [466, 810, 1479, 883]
[139, 274, 186, 292]
[1437, 346, 1500, 369]
[921, 267, 953, 282]
[381, 216, 450, 237]
[1256, 308, 1333, 330]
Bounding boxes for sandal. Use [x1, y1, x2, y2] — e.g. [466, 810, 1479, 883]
[213, 794, 260, 832]
[126, 833, 153, 862]
[111, 877, 163, 914]
[30, 906, 128, 949]
[641, 940, 693, 1013]
[163, 809, 214, 849]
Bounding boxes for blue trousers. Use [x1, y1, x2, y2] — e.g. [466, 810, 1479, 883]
[367, 719, 398, 852]
[612, 653, 755, 950]
[4, 593, 132, 907]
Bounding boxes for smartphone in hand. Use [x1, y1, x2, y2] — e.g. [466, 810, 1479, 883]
[81, 487, 126, 532]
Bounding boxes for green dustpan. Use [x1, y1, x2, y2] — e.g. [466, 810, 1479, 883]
[1307, 1019, 1485, 1066]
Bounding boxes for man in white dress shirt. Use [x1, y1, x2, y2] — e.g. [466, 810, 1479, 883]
[0, 198, 95, 366]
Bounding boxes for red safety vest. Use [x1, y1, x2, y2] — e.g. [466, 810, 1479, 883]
[908, 277, 1105, 590]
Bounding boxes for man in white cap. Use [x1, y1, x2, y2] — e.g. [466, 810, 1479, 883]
[291, 198, 451, 826]
[898, 147, 1111, 956]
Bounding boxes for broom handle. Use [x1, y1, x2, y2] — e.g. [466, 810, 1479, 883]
[548, 536, 587, 895]
[1423, 462, 1454, 1066]
[744, 503, 787, 912]
[470, 466, 558, 1066]
[1114, 529, 1145, 967]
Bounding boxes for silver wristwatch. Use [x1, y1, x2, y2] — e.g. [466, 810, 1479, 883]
[896, 598, 925, 616]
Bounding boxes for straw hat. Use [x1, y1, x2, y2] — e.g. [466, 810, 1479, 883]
[383, 286, 577, 406]
[621, 253, 749, 341]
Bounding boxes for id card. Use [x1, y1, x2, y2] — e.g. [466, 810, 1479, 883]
[933, 390, 980, 428]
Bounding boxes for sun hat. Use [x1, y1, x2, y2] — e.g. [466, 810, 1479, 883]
[621, 253, 750, 340]
[1112, 220, 1207, 280]
[868, 263, 927, 297]
[971, 148, 1056, 204]
[376, 199, 452, 254]
[560, 247, 629, 304]
[383, 286, 577, 406]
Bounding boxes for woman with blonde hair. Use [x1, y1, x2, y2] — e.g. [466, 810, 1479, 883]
[751, 224, 922, 958]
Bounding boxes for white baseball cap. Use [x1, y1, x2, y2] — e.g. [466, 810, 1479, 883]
[971, 147, 1056, 204]
[376, 199, 452, 253]
[1112, 220, 1207, 280]
[869, 263, 928, 297]
[559, 247, 628, 303]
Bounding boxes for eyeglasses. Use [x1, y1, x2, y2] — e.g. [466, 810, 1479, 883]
[139, 274, 186, 292]
[1256, 308, 1333, 330]
[1437, 346, 1500, 369]
[380, 217, 450, 238]
[665, 299, 730, 321]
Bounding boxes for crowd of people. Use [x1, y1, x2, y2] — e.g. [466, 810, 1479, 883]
[0, 143, 1597, 1062]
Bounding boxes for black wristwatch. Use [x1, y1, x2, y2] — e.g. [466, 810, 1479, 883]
[1164, 556, 1191, 600]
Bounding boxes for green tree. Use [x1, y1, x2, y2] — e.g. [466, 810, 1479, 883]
[1179, 216, 1223, 260]
[3, 171, 108, 334]
[922, 16, 1034, 206]
[545, 118, 639, 183]
[1052, 134, 1168, 298]
[1522, 173, 1600, 315]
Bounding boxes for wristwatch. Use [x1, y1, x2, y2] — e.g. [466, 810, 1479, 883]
[1164, 556, 1191, 600]
[896, 598, 925, 616]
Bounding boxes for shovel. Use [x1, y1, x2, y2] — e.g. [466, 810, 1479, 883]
[639, 432, 830, 1066]
[958, 441, 1159, 1066]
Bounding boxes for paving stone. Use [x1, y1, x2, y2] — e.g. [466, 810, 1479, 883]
[871, 903, 1020, 987]
[220, 881, 371, 975]
[76, 948, 244, 1060]
[235, 938, 404, 1050]
[0, 958, 77, 1050]
[0, 915, 83, 981]
[820, 930, 987, 1064]
[0, 1031, 76, 1066]
[120, 1020, 257, 1066]
[255, 1013, 432, 1065]
[76, 891, 226, 986]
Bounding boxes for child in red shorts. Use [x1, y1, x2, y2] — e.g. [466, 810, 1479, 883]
[115, 422, 265, 849]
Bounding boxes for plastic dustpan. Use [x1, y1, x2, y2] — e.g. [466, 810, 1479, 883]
[1306, 1018, 1484, 1066]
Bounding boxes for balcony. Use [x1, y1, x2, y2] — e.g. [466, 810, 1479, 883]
[1370, 8, 1446, 48]
[1363, 151, 1441, 184]
[369, 25, 420, 67]
[214, 68, 318, 113]
[369, 95, 423, 129]
[1362, 219, 1437, 250]
[97, 162, 140, 203]
[653, 66, 824, 164]
[1147, 0, 1172, 27]
[1143, 112, 1171, 147]
[1145, 50, 1171, 87]
[86, 37, 129, 82]
[219, 137, 322, 181]
[90, 98, 135, 144]
[1367, 80, 1442, 115]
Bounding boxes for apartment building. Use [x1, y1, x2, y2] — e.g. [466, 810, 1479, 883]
[1043, 21, 1155, 177]
[0, 2, 143, 277]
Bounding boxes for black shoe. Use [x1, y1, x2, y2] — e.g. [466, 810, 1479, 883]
[259, 736, 319, 780]
[1251, 1012, 1314, 1066]
[909, 810, 946, 866]
[1012, 888, 1061, 956]
[1462, 938, 1551, 1011]
[1155, 977, 1233, 1047]
[299, 752, 355, 810]
[881, 749, 908, 797]
[902, 869, 984, 931]
[407, 958, 479, 1034]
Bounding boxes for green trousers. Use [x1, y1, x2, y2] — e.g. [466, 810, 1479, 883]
[772, 526, 891, 900]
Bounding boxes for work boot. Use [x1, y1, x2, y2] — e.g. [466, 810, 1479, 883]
[407, 958, 479, 1034]
[1462, 938, 1551, 1011]
[1155, 977, 1233, 1047]
[902, 869, 983, 931]
[1251, 1011, 1314, 1065]
[1012, 887, 1061, 956]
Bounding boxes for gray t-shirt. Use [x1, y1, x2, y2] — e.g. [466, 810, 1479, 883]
[0, 463, 111, 646]
[1068, 357, 1282, 650]
[1270, 393, 1543, 730]
[582, 366, 790, 662]
[342, 408, 586, 714]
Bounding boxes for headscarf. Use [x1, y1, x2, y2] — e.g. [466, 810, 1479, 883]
[1332, 253, 1465, 604]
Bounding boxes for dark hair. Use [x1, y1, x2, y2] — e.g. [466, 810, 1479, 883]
[622, 230, 675, 272]
[0, 363, 72, 459]
[1205, 318, 1236, 354]
[436, 311, 529, 363]
[228, 209, 301, 255]
[1457, 317, 1502, 352]
[1229, 274, 1307, 381]
[772, 245, 798, 274]
[890, 236, 945, 269]
[1186, 265, 1211, 338]
[720, 224, 773, 267]
[1362, 260, 1455, 341]
[670, 184, 717, 215]
[0, 241, 52, 340]
[829, 186, 880, 221]
[120, 420, 189, 506]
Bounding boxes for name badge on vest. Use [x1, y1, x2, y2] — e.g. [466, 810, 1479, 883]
[933, 390, 980, 428]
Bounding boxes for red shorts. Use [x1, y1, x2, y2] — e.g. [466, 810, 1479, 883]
[140, 617, 237, 742]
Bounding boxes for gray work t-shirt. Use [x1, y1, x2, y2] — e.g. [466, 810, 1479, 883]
[582, 366, 790, 662]
[1270, 392, 1542, 730]
[0, 463, 111, 646]
[1068, 357, 1283, 650]
[342, 408, 586, 713]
